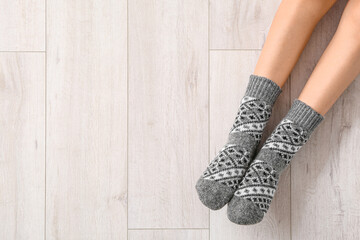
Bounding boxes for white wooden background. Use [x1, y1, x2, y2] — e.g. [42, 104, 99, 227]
[0, 0, 359, 239]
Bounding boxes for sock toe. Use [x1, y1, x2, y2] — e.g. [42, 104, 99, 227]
[227, 195, 264, 225]
[195, 178, 234, 210]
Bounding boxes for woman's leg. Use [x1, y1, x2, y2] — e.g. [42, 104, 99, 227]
[227, 0, 360, 225]
[254, 0, 337, 87]
[196, 0, 338, 211]
[298, 0, 360, 115]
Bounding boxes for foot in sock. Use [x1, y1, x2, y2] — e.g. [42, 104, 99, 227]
[195, 75, 282, 210]
[227, 99, 323, 224]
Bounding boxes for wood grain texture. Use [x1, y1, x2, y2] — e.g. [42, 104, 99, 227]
[0, 0, 45, 51]
[2, 0, 360, 238]
[209, 51, 291, 240]
[129, 229, 208, 240]
[0, 53, 45, 239]
[290, 1, 360, 239]
[46, 0, 127, 239]
[128, 0, 209, 228]
[210, 0, 281, 50]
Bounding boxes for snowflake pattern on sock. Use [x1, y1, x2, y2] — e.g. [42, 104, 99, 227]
[234, 119, 309, 212]
[202, 96, 273, 190]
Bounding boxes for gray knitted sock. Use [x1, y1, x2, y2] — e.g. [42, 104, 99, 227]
[227, 99, 324, 224]
[195, 75, 281, 210]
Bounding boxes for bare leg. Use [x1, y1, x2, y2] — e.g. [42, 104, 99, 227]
[227, 0, 360, 225]
[298, 0, 360, 115]
[254, 0, 337, 87]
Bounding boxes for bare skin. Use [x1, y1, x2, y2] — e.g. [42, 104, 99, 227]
[254, 0, 360, 115]
[254, 0, 337, 87]
[298, 0, 360, 115]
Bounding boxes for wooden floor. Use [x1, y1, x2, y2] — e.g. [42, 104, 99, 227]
[1, 0, 359, 239]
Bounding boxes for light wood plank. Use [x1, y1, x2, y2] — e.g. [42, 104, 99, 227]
[129, 230, 208, 240]
[0, 0, 45, 51]
[128, 0, 209, 228]
[290, 1, 360, 239]
[46, 1, 127, 239]
[0, 53, 45, 239]
[209, 51, 291, 240]
[210, 0, 281, 50]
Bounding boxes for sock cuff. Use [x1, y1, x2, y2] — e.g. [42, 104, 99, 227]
[245, 74, 282, 105]
[286, 99, 324, 133]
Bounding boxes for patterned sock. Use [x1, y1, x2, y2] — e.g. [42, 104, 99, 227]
[227, 99, 324, 224]
[195, 75, 281, 210]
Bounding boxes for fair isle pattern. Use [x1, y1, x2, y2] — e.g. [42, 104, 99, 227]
[201, 96, 272, 190]
[234, 119, 310, 213]
[262, 119, 309, 165]
[234, 159, 279, 212]
[230, 96, 272, 143]
[202, 144, 251, 189]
